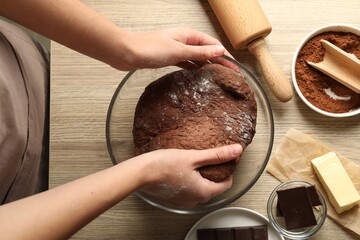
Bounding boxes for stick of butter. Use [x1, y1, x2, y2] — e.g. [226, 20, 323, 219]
[311, 152, 360, 214]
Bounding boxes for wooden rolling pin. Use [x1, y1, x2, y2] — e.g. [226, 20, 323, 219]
[209, 0, 293, 102]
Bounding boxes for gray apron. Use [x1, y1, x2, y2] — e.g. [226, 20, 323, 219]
[0, 19, 49, 204]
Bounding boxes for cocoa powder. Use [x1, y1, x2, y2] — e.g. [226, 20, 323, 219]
[295, 31, 360, 113]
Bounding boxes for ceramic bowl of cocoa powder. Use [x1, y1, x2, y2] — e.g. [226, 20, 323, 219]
[292, 24, 360, 117]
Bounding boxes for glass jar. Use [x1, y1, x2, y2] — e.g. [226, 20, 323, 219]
[267, 180, 327, 239]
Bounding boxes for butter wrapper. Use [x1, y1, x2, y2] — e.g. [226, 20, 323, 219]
[266, 128, 360, 236]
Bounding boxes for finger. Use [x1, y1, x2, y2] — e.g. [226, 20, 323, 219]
[210, 54, 241, 72]
[170, 27, 227, 61]
[199, 176, 233, 203]
[190, 59, 211, 67]
[174, 27, 222, 46]
[192, 144, 243, 168]
[179, 44, 226, 61]
[178, 54, 240, 73]
[176, 60, 199, 70]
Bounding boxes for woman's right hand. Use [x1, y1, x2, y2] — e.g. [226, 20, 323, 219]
[137, 144, 243, 209]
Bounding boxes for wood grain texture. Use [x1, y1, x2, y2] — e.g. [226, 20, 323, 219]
[50, 0, 360, 239]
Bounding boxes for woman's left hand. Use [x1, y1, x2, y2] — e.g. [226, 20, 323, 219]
[111, 27, 228, 70]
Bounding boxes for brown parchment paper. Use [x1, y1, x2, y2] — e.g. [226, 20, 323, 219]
[266, 128, 360, 236]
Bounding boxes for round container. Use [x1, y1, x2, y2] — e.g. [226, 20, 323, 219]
[106, 55, 274, 214]
[267, 180, 327, 239]
[185, 207, 284, 240]
[291, 24, 360, 117]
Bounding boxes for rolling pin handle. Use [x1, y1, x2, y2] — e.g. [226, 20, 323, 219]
[248, 38, 293, 102]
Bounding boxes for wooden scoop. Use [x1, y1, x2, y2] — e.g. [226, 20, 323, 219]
[307, 40, 360, 93]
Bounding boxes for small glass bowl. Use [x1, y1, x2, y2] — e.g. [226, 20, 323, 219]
[267, 180, 327, 239]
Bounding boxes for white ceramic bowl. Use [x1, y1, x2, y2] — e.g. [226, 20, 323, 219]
[291, 24, 360, 117]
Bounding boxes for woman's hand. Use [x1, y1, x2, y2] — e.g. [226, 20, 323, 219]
[0, 0, 230, 71]
[111, 27, 227, 71]
[138, 144, 243, 209]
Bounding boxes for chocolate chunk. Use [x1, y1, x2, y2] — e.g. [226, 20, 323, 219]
[306, 185, 321, 206]
[252, 226, 268, 240]
[197, 229, 217, 240]
[276, 201, 283, 217]
[276, 185, 321, 217]
[277, 186, 317, 230]
[217, 229, 233, 240]
[234, 228, 252, 240]
[197, 225, 268, 240]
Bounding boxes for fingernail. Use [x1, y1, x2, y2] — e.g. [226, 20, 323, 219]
[231, 144, 243, 156]
[213, 45, 225, 56]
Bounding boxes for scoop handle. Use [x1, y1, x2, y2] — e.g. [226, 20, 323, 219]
[248, 38, 293, 102]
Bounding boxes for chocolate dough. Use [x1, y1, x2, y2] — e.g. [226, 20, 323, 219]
[133, 64, 257, 182]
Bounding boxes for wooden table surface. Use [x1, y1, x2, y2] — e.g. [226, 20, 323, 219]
[50, 1, 360, 239]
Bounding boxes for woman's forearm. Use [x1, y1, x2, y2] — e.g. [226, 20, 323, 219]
[0, 157, 151, 240]
[0, 0, 130, 68]
[0, 0, 227, 71]
[0, 145, 241, 239]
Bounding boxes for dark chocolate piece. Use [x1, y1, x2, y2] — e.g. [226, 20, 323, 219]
[306, 185, 321, 206]
[252, 226, 268, 240]
[277, 186, 317, 230]
[197, 229, 216, 240]
[276, 201, 283, 217]
[234, 228, 252, 240]
[276, 185, 321, 217]
[197, 225, 268, 240]
[217, 229, 233, 240]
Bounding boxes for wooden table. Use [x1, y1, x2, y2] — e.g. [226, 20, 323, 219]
[50, 1, 360, 239]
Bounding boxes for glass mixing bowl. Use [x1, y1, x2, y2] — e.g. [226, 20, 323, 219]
[106, 55, 274, 214]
